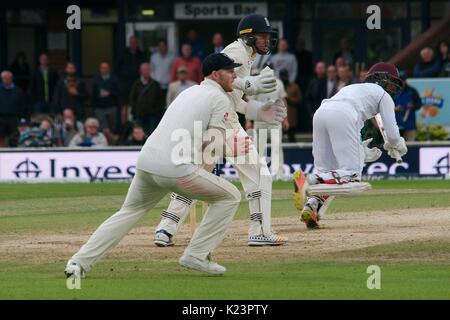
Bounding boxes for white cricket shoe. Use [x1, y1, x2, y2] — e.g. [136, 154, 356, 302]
[154, 229, 174, 247]
[64, 260, 86, 278]
[248, 233, 288, 246]
[179, 254, 226, 275]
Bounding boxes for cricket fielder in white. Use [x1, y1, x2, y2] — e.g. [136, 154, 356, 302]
[155, 14, 288, 247]
[65, 53, 250, 276]
[293, 62, 408, 229]
[248, 68, 288, 180]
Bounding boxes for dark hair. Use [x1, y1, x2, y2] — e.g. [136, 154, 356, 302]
[157, 39, 167, 46]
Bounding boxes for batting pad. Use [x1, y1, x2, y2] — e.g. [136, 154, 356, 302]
[306, 182, 372, 196]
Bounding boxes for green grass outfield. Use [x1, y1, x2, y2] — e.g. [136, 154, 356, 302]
[0, 180, 449, 299]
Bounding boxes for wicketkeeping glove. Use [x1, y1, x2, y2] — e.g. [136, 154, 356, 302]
[245, 98, 287, 125]
[233, 66, 277, 96]
[362, 138, 382, 162]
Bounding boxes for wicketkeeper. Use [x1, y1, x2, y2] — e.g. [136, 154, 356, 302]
[293, 62, 408, 229]
[154, 14, 289, 247]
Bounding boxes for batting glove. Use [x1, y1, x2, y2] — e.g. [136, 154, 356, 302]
[362, 138, 382, 162]
[383, 137, 408, 159]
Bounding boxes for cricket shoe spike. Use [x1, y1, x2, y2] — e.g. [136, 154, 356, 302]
[293, 169, 308, 211]
[154, 229, 174, 247]
[301, 204, 320, 229]
[248, 232, 288, 246]
[64, 260, 86, 278]
[179, 254, 226, 275]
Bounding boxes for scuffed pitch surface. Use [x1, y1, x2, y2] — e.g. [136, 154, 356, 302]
[1, 207, 449, 264]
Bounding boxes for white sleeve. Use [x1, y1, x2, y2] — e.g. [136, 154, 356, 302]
[209, 95, 230, 130]
[379, 92, 402, 147]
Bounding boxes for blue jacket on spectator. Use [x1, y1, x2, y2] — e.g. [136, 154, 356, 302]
[413, 59, 441, 78]
[0, 83, 25, 116]
[92, 74, 120, 109]
[394, 84, 422, 130]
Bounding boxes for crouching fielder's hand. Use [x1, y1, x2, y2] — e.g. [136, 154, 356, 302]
[362, 138, 382, 162]
[233, 66, 277, 96]
[226, 129, 251, 157]
[383, 137, 407, 160]
[245, 98, 287, 125]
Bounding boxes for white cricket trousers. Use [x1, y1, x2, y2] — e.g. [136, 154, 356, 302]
[313, 103, 365, 177]
[71, 168, 241, 272]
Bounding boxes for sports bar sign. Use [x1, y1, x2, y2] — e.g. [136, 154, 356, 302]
[174, 2, 268, 19]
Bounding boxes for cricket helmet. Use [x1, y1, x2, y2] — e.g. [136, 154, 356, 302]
[365, 62, 404, 97]
[236, 14, 278, 54]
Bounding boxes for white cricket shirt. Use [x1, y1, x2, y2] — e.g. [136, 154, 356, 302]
[137, 78, 231, 177]
[319, 83, 401, 146]
[222, 39, 256, 119]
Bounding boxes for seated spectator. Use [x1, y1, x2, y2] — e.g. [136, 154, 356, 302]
[123, 125, 147, 146]
[170, 43, 203, 84]
[0, 70, 26, 147]
[55, 108, 84, 146]
[129, 63, 164, 134]
[9, 51, 30, 93]
[394, 71, 422, 142]
[92, 62, 120, 144]
[39, 116, 57, 146]
[413, 47, 441, 78]
[7, 118, 30, 147]
[29, 52, 59, 115]
[69, 118, 108, 147]
[18, 116, 55, 147]
[53, 62, 89, 119]
[166, 66, 196, 106]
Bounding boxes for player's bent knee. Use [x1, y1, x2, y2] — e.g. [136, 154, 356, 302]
[228, 186, 242, 203]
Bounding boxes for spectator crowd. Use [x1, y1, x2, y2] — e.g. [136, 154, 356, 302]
[1, 31, 449, 148]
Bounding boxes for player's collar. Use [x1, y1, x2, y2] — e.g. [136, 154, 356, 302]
[237, 38, 256, 59]
[201, 78, 226, 94]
